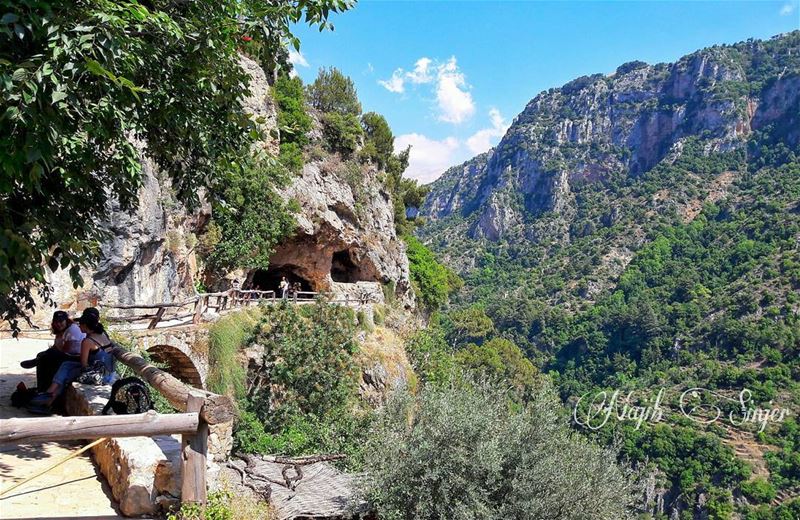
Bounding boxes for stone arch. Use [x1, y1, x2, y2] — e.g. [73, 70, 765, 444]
[146, 344, 203, 388]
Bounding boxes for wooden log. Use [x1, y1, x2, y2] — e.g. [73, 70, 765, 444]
[148, 307, 167, 329]
[0, 411, 198, 444]
[181, 392, 208, 505]
[192, 297, 203, 325]
[105, 300, 195, 310]
[111, 346, 235, 425]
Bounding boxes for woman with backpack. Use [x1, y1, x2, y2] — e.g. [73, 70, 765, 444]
[28, 308, 116, 411]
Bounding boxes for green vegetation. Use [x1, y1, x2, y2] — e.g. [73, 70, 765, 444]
[273, 75, 312, 172]
[403, 235, 461, 311]
[198, 157, 296, 272]
[307, 66, 362, 116]
[234, 301, 369, 459]
[418, 32, 800, 517]
[360, 382, 638, 520]
[207, 308, 262, 398]
[0, 0, 351, 331]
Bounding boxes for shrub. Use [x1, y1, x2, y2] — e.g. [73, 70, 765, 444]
[403, 235, 461, 311]
[359, 382, 639, 519]
[167, 489, 272, 520]
[236, 301, 367, 457]
[740, 477, 777, 504]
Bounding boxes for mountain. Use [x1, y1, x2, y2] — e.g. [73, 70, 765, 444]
[418, 32, 800, 518]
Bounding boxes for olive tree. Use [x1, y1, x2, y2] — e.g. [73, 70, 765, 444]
[360, 381, 641, 520]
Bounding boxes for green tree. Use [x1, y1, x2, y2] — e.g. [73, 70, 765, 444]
[273, 74, 312, 171]
[403, 235, 460, 311]
[0, 0, 352, 330]
[360, 111, 394, 167]
[199, 158, 295, 272]
[306, 66, 361, 116]
[360, 382, 639, 520]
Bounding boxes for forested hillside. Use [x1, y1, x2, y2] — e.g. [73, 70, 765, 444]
[419, 32, 800, 519]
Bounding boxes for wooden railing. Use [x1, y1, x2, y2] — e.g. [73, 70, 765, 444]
[0, 345, 234, 507]
[103, 288, 376, 330]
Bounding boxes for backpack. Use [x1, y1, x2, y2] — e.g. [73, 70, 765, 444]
[102, 377, 154, 415]
[77, 359, 107, 386]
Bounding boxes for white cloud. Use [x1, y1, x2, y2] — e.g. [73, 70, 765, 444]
[395, 133, 461, 184]
[435, 57, 475, 124]
[466, 108, 509, 155]
[779, 2, 796, 15]
[378, 68, 405, 93]
[379, 56, 475, 124]
[288, 49, 309, 68]
[407, 57, 433, 84]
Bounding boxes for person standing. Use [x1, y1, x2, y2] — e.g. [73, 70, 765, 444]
[279, 276, 289, 300]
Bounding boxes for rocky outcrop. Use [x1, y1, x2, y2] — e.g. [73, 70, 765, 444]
[44, 53, 413, 316]
[265, 152, 414, 307]
[423, 32, 800, 245]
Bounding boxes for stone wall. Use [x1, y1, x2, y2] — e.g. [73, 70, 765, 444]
[64, 382, 232, 516]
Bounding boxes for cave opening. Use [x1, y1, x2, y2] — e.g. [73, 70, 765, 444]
[249, 265, 313, 293]
[331, 249, 365, 283]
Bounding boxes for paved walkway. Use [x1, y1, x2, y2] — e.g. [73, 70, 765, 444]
[0, 338, 120, 519]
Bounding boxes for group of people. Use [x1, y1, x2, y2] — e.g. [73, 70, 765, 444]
[278, 277, 303, 300]
[20, 308, 117, 413]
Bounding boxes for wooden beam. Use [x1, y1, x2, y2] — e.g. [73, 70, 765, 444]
[0, 411, 198, 444]
[181, 392, 208, 505]
[111, 346, 235, 425]
[148, 307, 166, 329]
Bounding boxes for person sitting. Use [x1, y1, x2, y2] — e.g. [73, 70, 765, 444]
[20, 310, 85, 390]
[29, 309, 116, 409]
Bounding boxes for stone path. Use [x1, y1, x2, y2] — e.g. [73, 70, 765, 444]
[0, 338, 121, 519]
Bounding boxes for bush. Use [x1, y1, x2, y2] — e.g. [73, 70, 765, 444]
[236, 301, 368, 458]
[202, 157, 295, 271]
[403, 235, 461, 311]
[167, 489, 271, 520]
[359, 382, 639, 519]
[740, 477, 777, 504]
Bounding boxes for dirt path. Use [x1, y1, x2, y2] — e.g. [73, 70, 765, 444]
[0, 338, 121, 519]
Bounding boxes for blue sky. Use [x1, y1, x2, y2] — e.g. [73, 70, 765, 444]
[290, 1, 800, 183]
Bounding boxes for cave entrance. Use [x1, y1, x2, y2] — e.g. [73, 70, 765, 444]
[331, 249, 366, 283]
[250, 265, 313, 293]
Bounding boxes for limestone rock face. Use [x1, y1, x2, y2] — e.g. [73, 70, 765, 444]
[423, 34, 800, 244]
[44, 151, 200, 319]
[268, 154, 414, 307]
[239, 54, 280, 156]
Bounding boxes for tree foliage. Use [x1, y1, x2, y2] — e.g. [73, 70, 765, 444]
[306, 66, 361, 116]
[360, 382, 639, 520]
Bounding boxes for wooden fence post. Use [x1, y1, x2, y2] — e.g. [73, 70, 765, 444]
[192, 298, 203, 325]
[181, 391, 208, 507]
[148, 306, 166, 329]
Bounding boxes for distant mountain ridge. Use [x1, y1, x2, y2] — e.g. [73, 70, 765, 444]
[423, 31, 799, 246]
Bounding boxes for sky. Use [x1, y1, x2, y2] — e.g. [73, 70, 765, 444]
[290, 1, 800, 184]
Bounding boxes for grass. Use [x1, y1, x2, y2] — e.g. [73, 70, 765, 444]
[206, 307, 263, 398]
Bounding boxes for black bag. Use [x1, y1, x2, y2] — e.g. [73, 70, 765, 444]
[102, 377, 154, 415]
[11, 385, 38, 408]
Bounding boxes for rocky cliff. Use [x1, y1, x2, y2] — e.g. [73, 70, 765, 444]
[421, 32, 800, 299]
[423, 32, 800, 245]
[45, 55, 413, 316]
